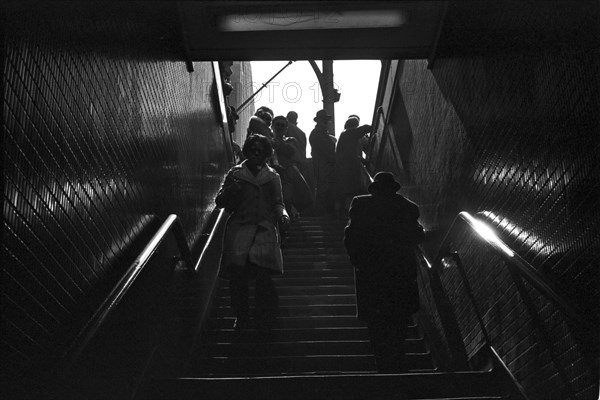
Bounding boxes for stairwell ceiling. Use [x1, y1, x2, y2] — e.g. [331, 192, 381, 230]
[178, 1, 599, 61]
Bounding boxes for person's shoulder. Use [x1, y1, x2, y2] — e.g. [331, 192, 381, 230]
[351, 194, 373, 204]
[264, 164, 280, 177]
[229, 163, 244, 173]
[289, 123, 305, 134]
[393, 193, 419, 211]
[294, 125, 307, 136]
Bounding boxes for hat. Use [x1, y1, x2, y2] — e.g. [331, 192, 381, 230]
[368, 172, 401, 194]
[313, 109, 332, 122]
[344, 116, 360, 129]
[348, 114, 360, 122]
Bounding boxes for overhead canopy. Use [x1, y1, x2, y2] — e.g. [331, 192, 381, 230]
[178, 1, 447, 61]
[177, 1, 599, 62]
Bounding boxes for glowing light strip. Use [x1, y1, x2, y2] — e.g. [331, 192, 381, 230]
[461, 212, 514, 257]
[219, 10, 406, 32]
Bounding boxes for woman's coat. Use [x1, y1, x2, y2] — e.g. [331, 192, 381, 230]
[215, 161, 287, 277]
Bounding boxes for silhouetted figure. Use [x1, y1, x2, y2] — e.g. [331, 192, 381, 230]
[272, 116, 312, 220]
[216, 134, 290, 335]
[309, 109, 337, 216]
[343, 172, 425, 372]
[247, 106, 280, 168]
[334, 115, 371, 218]
[247, 106, 274, 139]
[287, 111, 314, 196]
[286, 111, 307, 160]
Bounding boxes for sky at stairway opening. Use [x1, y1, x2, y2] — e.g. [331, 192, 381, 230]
[251, 60, 381, 155]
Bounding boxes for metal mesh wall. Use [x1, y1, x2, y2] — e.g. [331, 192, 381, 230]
[389, 50, 598, 398]
[2, 2, 232, 379]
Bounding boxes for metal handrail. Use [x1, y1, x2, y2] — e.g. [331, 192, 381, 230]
[194, 208, 230, 273]
[428, 211, 589, 400]
[59, 214, 192, 377]
[437, 211, 584, 326]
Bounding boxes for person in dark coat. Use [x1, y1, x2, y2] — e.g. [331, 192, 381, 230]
[247, 106, 281, 168]
[285, 111, 307, 160]
[309, 109, 337, 216]
[343, 172, 425, 372]
[334, 116, 371, 218]
[216, 134, 290, 334]
[272, 115, 313, 220]
[286, 111, 314, 196]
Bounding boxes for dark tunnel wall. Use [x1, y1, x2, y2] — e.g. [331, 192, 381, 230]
[2, 3, 235, 380]
[390, 50, 599, 398]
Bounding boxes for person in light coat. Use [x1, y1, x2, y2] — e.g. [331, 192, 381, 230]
[216, 134, 290, 334]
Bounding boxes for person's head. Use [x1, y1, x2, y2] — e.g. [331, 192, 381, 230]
[368, 172, 401, 195]
[313, 109, 332, 125]
[344, 116, 360, 129]
[286, 111, 298, 124]
[255, 106, 274, 126]
[242, 134, 273, 166]
[247, 115, 272, 137]
[271, 116, 289, 138]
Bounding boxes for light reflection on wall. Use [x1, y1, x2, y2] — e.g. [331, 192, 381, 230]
[478, 210, 555, 257]
[462, 212, 514, 257]
[473, 157, 574, 197]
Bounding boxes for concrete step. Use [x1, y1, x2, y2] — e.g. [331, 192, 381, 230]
[203, 321, 422, 340]
[191, 352, 435, 376]
[282, 260, 353, 270]
[199, 336, 428, 355]
[214, 293, 357, 307]
[213, 304, 358, 318]
[201, 327, 371, 343]
[144, 370, 508, 400]
[272, 268, 355, 278]
[198, 340, 374, 357]
[274, 276, 355, 285]
[191, 355, 378, 376]
[217, 284, 357, 297]
[209, 315, 368, 330]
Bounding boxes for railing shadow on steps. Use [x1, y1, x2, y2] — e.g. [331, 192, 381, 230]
[416, 211, 598, 400]
[51, 210, 230, 400]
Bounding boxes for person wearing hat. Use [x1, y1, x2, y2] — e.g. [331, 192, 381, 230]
[343, 171, 425, 372]
[309, 109, 337, 216]
[334, 115, 372, 218]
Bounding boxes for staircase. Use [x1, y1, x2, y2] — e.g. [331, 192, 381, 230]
[142, 216, 514, 399]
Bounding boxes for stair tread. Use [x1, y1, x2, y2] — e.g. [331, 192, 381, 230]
[143, 218, 509, 400]
[186, 218, 437, 381]
[147, 371, 506, 400]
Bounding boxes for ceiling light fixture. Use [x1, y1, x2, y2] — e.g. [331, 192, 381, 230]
[219, 10, 406, 32]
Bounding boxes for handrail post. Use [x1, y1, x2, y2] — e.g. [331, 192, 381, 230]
[444, 252, 492, 348]
[195, 208, 229, 273]
[171, 215, 193, 269]
[427, 260, 471, 370]
[507, 265, 577, 400]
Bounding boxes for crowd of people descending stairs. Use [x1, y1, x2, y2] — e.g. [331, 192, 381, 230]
[144, 111, 518, 400]
[209, 107, 427, 375]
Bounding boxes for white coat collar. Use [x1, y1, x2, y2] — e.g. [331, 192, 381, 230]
[234, 161, 277, 186]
